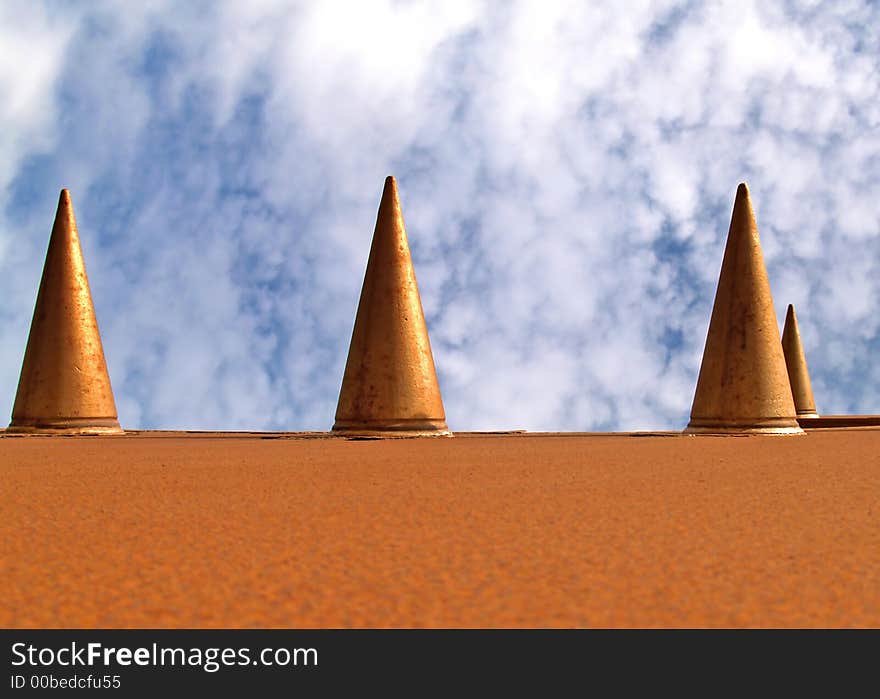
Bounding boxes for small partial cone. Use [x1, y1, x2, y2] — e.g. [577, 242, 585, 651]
[333, 176, 449, 436]
[685, 183, 802, 434]
[781, 304, 819, 418]
[8, 190, 122, 434]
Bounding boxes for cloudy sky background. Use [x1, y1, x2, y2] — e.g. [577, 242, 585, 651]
[1, 0, 877, 431]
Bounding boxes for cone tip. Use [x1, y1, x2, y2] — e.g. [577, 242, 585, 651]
[379, 176, 402, 212]
[383, 175, 398, 195]
[59, 188, 72, 204]
[728, 181, 757, 238]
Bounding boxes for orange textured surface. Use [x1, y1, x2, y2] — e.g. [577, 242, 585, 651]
[1, 431, 878, 628]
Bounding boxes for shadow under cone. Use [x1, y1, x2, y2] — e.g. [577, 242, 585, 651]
[333, 176, 449, 436]
[781, 304, 819, 418]
[685, 183, 802, 434]
[8, 190, 122, 434]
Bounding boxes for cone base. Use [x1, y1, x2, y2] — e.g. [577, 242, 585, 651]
[332, 418, 451, 438]
[7, 417, 123, 435]
[796, 411, 820, 419]
[684, 416, 804, 435]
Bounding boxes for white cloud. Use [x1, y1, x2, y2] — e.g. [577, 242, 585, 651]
[0, 2, 74, 192]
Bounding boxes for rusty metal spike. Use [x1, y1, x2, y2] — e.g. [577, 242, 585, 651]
[685, 183, 803, 435]
[333, 176, 449, 437]
[8, 189, 122, 434]
[781, 304, 819, 418]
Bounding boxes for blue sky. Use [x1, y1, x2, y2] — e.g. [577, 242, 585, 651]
[1, 0, 878, 431]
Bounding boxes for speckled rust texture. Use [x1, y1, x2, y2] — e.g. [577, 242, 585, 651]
[1, 431, 877, 628]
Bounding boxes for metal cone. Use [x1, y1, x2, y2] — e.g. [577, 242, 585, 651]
[781, 304, 819, 418]
[685, 183, 803, 435]
[9, 190, 122, 434]
[333, 177, 449, 436]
